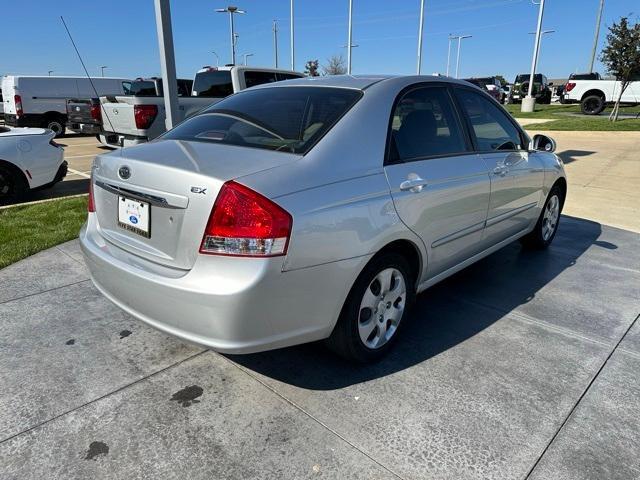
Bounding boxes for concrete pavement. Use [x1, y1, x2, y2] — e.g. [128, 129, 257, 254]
[1, 216, 638, 479]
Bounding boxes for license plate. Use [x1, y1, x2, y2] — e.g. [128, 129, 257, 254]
[117, 196, 150, 238]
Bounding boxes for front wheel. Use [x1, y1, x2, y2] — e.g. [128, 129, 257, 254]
[326, 252, 416, 363]
[520, 185, 563, 249]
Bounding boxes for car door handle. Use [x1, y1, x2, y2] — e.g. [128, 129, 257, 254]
[493, 165, 508, 176]
[400, 178, 428, 193]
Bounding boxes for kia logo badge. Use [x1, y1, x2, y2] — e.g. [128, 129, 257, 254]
[118, 166, 131, 180]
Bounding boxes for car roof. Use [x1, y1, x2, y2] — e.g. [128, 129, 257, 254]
[252, 74, 471, 91]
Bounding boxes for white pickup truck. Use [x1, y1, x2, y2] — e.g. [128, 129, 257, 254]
[563, 77, 640, 115]
[99, 66, 303, 148]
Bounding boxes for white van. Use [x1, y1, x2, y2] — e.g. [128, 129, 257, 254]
[1, 76, 130, 137]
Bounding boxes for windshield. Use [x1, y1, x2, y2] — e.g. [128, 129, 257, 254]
[193, 71, 233, 97]
[162, 86, 362, 154]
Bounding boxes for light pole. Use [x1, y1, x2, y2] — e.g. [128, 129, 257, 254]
[211, 51, 220, 67]
[451, 34, 472, 78]
[347, 0, 354, 74]
[522, 0, 546, 112]
[216, 6, 246, 65]
[273, 20, 279, 68]
[99, 65, 108, 77]
[242, 53, 254, 65]
[446, 34, 453, 76]
[290, 0, 295, 70]
[589, 0, 605, 73]
[48, 70, 54, 76]
[416, 0, 425, 74]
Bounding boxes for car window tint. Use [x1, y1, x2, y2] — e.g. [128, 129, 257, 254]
[276, 73, 304, 81]
[162, 86, 362, 154]
[455, 89, 523, 151]
[244, 71, 278, 89]
[193, 71, 234, 97]
[389, 86, 467, 162]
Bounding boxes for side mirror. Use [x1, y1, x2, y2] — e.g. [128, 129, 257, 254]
[531, 134, 556, 153]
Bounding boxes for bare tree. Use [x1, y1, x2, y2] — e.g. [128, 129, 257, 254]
[323, 54, 347, 75]
[304, 59, 320, 77]
[600, 17, 640, 121]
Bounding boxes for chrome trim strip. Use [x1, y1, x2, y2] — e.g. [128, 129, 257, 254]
[95, 181, 183, 209]
[485, 202, 538, 228]
[431, 220, 485, 248]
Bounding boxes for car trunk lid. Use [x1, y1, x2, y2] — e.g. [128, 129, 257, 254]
[92, 139, 300, 270]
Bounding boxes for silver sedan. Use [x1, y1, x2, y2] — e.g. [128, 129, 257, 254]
[80, 75, 566, 362]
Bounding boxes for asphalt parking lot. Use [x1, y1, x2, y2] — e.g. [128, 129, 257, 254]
[1, 215, 639, 479]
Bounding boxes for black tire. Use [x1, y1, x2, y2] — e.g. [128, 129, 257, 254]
[0, 164, 28, 206]
[581, 95, 605, 115]
[326, 252, 416, 363]
[45, 116, 66, 137]
[541, 91, 552, 104]
[520, 184, 564, 250]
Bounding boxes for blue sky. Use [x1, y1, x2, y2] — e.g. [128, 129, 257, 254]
[3, 0, 637, 82]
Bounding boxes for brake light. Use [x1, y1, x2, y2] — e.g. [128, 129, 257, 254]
[200, 181, 292, 257]
[565, 82, 576, 92]
[14, 95, 23, 117]
[90, 104, 102, 122]
[88, 175, 96, 213]
[134, 104, 158, 129]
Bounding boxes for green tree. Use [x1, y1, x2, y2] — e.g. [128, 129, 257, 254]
[304, 59, 320, 77]
[495, 75, 508, 87]
[600, 17, 640, 121]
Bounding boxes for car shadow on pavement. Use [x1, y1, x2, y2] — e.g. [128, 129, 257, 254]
[229, 215, 605, 390]
[557, 150, 595, 164]
[7, 179, 90, 206]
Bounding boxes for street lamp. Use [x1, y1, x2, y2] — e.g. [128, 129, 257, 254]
[273, 20, 279, 68]
[416, 0, 426, 74]
[290, 0, 295, 70]
[522, 0, 546, 112]
[48, 70, 54, 76]
[242, 53, 254, 66]
[347, 0, 354, 74]
[99, 65, 108, 77]
[589, 0, 605, 73]
[211, 51, 220, 67]
[449, 34, 472, 79]
[216, 6, 246, 65]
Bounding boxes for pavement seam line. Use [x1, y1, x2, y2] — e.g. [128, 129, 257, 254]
[523, 312, 640, 480]
[222, 356, 407, 480]
[0, 349, 208, 446]
[54, 244, 85, 266]
[0, 279, 91, 306]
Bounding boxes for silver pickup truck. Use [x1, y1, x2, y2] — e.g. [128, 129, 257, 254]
[99, 66, 303, 148]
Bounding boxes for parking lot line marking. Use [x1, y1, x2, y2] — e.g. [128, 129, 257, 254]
[67, 168, 91, 179]
[64, 154, 97, 159]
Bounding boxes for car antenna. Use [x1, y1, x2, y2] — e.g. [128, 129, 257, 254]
[59, 16, 117, 136]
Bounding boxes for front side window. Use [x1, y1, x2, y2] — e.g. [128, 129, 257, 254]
[193, 71, 233, 98]
[389, 86, 467, 162]
[162, 86, 362, 154]
[455, 88, 523, 151]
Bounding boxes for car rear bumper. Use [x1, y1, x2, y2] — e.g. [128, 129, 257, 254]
[98, 133, 147, 149]
[80, 216, 366, 354]
[69, 123, 101, 135]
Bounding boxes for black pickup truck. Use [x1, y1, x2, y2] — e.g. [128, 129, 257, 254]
[66, 97, 102, 135]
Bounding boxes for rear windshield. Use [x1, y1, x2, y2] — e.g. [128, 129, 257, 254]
[569, 73, 600, 80]
[162, 86, 362, 154]
[193, 71, 233, 97]
[124, 80, 158, 96]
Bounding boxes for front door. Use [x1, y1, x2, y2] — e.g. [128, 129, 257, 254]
[453, 87, 545, 244]
[384, 84, 491, 279]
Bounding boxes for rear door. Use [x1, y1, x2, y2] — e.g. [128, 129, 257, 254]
[384, 84, 491, 279]
[453, 86, 544, 245]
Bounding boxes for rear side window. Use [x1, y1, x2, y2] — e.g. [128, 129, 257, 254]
[389, 86, 468, 162]
[455, 88, 523, 151]
[244, 71, 278, 89]
[162, 86, 362, 154]
[193, 71, 233, 97]
[277, 73, 304, 81]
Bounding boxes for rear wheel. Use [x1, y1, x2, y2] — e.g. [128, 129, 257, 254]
[0, 164, 28, 206]
[520, 185, 563, 249]
[326, 252, 416, 363]
[45, 116, 66, 137]
[581, 95, 605, 115]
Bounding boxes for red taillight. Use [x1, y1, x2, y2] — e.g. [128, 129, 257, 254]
[90, 104, 102, 122]
[88, 175, 96, 213]
[14, 95, 23, 117]
[134, 104, 158, 129]
[200, 181, 292, 257]
[565, 82, 576, 92]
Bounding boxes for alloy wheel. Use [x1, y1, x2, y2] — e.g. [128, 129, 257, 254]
[542, 194, 560, 241]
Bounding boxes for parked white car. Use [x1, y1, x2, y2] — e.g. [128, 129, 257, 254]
[0, 126, 66, 205]
[1, 76, 130, 137]
[564, 77, 640, 115]
[98, 66, 303, 148]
